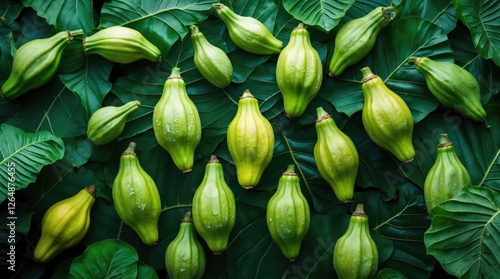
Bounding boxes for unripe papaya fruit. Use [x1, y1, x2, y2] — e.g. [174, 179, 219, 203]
[34, 185, 96, 263]
[227, 89, 275, 188]
[87, 100, 140, 145]
[333, 204, 378, 279]
[361, 66, 415, 163]
[1, 29, 84, 100]
[213, 3, 283, 55]
[190, 25, 233, 88]
[153, 67, 202, 173]
[266, 164, 310, 261]
[328, 5, 395, 77]
[192, 155, 236, 254]
[424, 133, 471, 214]
[408, 56, 487, 122]
[314, 107, 359, 202]
[276, 23, 323, 117]
[112, 142, 161, 245]
[83, 26, 161, 64]
[165, 212, 206, 279]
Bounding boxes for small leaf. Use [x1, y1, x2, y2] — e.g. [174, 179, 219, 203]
[136, 262, 158, 279]
[20, 0, 95, 33]
[60, 56, 114, 116]
[424, 186, 500, 278]
[0, 0, 24, 26]
[69, 239, 139, 279]
[0, 124, 64, 202]
[453, 0, 500, 66]
[375, 268, 406, 279]
[283, 0, 355, 32]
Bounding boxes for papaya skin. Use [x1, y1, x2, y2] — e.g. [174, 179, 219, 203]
[276, 23, 323, 117]
[83, 26, 161, 64]
[87, 100, 141, 145]
[408, 56, 486, 122]
[226, 89, 275, 188]
[165, 212, 206, 279]
[112, 142, 161, 245]
[213, 3, 282, 55]
[361, 66, 415, 163]
[190, 25, 233, 88]
[314, 107, 359, 202]
[152, 67, 202, 173]
[192, 155, 236, 254]
[333, 204, 379, 279]
[266, 164, 310, 261]
[1, 29, 84, 100]
[328, 6, 394, 77]
[34, 185, 96, 263]
[424, 133, 471, 214]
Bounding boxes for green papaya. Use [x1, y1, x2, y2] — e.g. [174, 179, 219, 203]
[424, 133, 471, 214]
[87, 100, 140, 145]
[1, 29, 84, 100]
[165, 212, 206, 279]
[153, 67, 202, 173]
[361, 66, 415, 163]
[213, 3, 282, 55]
[408, 56, 486, 122]
[227, 89, 275, 188]
[83, 26, 161, 64]
[314, 107, 359, 202]
[328, 5, 395, 77]
[112, 142, 161, 245]
[190, 25, 233, 88]
[276, 23, 323, 117]
[192, 155, 236, 254]
[333, 204, 378, 279]
[34, 185, 96, 263]
[266, 164, 310, 261]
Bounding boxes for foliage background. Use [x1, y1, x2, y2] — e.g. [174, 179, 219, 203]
[1, 0, 499, 278]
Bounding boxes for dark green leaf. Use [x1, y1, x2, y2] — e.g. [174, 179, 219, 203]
[136, 262, 158, 279]
[354, 184, 435, 279]
[453, 0, 500, 66]
[375, 268, 406, 279]
[283, 0, 355, 33]
[0, 0, 24, 26]
[401, 0, 457, 33]
[21, 0, 95, 33]
[69, 239, 139, 279]
[99, 0, 217, 55]
[0, 124, 64, 202]
[321, 16, 453, 123]
[5, 79, 88, 138]
[63, 137, 93, 168]
[13, 9, 55, 47]
[60, 55, 114, 116]
[424, 186, 500, 278]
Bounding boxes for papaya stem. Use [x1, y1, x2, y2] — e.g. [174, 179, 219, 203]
[437, 133, 453, 148]
[316, 107, 330, 122]
[182, 211, 193, 222]
[209, 155, 220, 163]
[190, 25, 200, 34]
[352, 204, 367, 217]
[283, 164, 297, 176]
[407, 56, 421, 65]
[168, 67, 182, 79]
[122, 142, 137, 156]
[360, 66, 378, 83]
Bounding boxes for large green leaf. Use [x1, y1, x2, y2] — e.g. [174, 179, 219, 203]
[21, 0, 95, 33]
[401, 0, 457, 33]
[424, 186, 500, 279]
[282, 0, 355, 33]
[321, 16, 453, 123]
[0, 124, 64, 202]
[354, 184, 435, 279]
[60, 55, 114, 116]
[0, 0, 24, 26]
[453, 0, 500, 66]
[5, 79, 88, 138]
[69, 239, 140, 279]
[99, 0, 218, 55]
